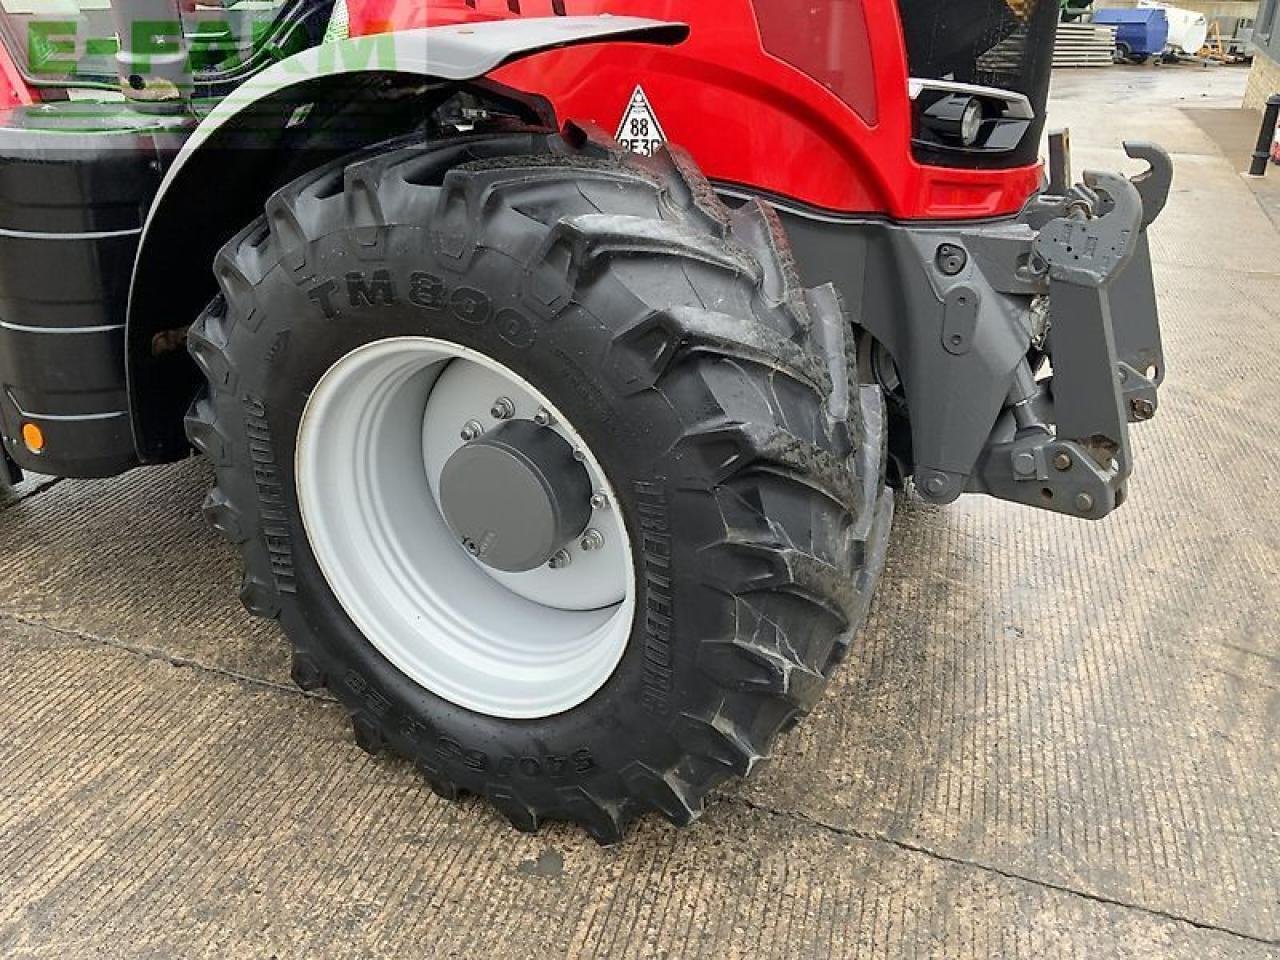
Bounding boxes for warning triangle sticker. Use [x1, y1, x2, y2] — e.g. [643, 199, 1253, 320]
[616, 86, 667, 157]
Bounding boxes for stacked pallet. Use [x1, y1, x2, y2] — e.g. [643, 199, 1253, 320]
[978, 23, 1118, 75]
[1053, 22, 1118, 67]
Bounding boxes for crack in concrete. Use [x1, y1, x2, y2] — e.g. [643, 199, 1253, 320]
[2, 612, 335, 704]
[7, 610, 1278, 949]
[717, 793, 1280, 949]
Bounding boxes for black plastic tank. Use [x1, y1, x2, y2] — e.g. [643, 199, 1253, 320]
[0, 102, 185, 477]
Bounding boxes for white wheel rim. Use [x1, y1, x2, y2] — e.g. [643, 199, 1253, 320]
[295, 337, 635, 720]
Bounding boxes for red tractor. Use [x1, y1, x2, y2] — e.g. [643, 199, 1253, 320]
[0, 1, 1169, 840]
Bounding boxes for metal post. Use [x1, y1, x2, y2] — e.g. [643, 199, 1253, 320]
[110, 0, 193, 112]
[1248, 93, 1280, 177]
[1047, 128, 1072, 196]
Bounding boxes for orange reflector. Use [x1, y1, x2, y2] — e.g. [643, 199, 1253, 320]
[21, 422, 44, 454]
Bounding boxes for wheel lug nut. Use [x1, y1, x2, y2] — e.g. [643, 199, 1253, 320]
[590, 492, 609, 511]
[548, 549, 573, 570]
[460, 419, 485, 442]
[490, 397, 515, 421]
[580, 529, 605, 552]
[533, 408, 553, 427]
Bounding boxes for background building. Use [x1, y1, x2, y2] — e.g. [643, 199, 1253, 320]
[1247, 0, 1280, 108]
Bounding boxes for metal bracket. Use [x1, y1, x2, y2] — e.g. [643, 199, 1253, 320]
[981, 432, 1122, 518]
[976, 169, 1157, 519]
[941, 286, 979, 355]
[1118, 362, 1158, 422]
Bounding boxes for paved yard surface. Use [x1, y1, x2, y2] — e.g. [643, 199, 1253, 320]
[1, 65, 1278, 959]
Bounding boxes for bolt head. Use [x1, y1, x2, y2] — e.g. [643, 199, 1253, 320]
[924, 475, 947, 497]
[1131, 398, 1156, 422]
[580, 529, 605, 552]
[1013, 451, 1037, 477]
[490, 397, 515, 421]
[460, 419, 484, 442]
[590, 493, 609, 511]
[548, 549, 573, 570]
[1075, 492, 1095, 514]
[533, 408, 553, 427]
[1053, 452, 1073, 472]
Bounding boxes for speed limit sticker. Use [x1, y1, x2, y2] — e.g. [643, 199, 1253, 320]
[616, 86, 667, 156]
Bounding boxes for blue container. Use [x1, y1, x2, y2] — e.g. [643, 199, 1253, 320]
[1093, 8, 1171, 59]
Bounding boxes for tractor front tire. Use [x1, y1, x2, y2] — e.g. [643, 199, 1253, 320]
[186, 128, 892, 842]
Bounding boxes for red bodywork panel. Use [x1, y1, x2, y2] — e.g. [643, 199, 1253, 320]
[347, 0, 1043, 219]
[0, 41, 32, 108]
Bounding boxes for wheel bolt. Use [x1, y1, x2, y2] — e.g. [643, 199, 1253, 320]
[590, 493, 609, 511]
[534, 408, 553, 427]
[490, 396, 515, 421]
[580, 529, 605, 552]
[460, 419, 485, 442]
[548, 549, 573, 570]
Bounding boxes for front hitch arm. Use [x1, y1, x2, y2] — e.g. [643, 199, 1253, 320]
[973, 145, 1172, 520]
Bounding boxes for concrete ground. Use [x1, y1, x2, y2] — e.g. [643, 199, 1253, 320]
[2, 65, 1279, 960]
[1048, 60, 1255, 108]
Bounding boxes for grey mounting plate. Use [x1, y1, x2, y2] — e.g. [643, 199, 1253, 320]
[972, 151, 1171, 520]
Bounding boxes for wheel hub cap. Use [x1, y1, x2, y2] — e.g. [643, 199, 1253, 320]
[439, 420, 592, 573]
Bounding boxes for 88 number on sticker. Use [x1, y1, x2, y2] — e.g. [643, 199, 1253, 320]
[616, 86, 668, 157]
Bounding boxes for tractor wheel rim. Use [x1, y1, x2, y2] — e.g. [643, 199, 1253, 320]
[295, 337, 634, 720]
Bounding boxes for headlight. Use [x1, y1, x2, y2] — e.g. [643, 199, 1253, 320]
[908, 79, 1036, 161]
[923, 94, 987, 147]
[960, 98, 984, 146]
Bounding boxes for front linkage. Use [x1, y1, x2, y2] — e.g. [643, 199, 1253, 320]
[973, 141, 1172, 519]
[787, 137, 1172, 521]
